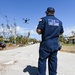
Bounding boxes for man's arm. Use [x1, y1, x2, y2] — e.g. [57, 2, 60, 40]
[60, 22, 64, 35]
[36, 18, 44, 35]
[60, 33, 63, 35]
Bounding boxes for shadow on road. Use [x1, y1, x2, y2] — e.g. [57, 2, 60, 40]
[23, 65, 38, 75]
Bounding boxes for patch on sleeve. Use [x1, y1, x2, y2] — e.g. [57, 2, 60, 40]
[39, 18, 42, 21]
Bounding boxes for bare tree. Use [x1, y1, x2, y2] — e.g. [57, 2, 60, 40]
[27, 32, 30, 38]
[1, 24, 5, 38]
[10, 24, 13, 35]
[13, 18, 17, 44]
[5, 15, 11, 38]
[13, 18, 17, 36]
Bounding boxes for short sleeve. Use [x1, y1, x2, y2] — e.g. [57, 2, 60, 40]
[60, 22, 64, 34]
[37, 18, 45, 30]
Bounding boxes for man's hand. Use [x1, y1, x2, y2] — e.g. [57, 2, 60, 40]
[36, 29, 42, 34]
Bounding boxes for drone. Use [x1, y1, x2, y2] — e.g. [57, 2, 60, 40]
[23, 18, 30, 24]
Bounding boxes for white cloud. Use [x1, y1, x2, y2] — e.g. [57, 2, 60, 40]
[16, 26, 29, 35]
[30, 30, 37, 35]
[16, 26, 37, 36]
[0, 25, 37, 36]
[64, 26, 75, 36]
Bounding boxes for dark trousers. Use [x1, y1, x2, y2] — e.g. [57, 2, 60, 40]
[37, 43, 58, 75]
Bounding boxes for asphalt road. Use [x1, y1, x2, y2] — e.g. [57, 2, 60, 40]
[0, 44, 75, 75]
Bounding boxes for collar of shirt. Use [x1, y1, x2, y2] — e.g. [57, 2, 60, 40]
[47, 14, 54, 16]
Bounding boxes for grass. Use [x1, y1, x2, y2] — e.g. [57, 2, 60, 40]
[60, 42, 75, 46]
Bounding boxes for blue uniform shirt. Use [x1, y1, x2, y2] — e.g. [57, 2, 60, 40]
[37, 15, 64, 42]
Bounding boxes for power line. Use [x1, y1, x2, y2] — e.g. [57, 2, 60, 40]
[0, 11, 6, 20]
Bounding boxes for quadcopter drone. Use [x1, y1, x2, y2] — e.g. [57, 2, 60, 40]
[23, 18, 30, 24]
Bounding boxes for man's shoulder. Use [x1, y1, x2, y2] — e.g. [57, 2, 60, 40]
[54, 16, 62, 23]
[40, 16, 47, 19]
[39, 16, 46, 22]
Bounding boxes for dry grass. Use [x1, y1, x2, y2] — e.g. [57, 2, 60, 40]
[0, 44, 75, 54]
[0, 44, 18, 51]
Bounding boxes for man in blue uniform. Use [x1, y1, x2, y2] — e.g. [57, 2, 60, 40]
[36, 7, 64, 75]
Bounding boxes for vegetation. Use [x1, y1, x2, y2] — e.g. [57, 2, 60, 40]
[0, 16, 40, 47]
[0, 36, 3, 42]
[0, 15, 75, 48]
[60, 42, 75, 46]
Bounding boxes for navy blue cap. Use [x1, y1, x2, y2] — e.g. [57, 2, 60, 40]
[45, 7, 55, 13]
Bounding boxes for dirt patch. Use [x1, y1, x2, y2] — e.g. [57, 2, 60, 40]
[0, 44, 25, 51]
[60, 46, 75, 53]
[0, 64, 6, 71]
[0, 46, 18, 51]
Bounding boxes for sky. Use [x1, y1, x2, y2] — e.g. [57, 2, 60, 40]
[0, 0, 75, 40]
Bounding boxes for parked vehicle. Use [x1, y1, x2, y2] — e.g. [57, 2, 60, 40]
[0, 42, 6, 49]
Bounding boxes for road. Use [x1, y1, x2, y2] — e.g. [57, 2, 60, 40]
[0, 44, 75, 75]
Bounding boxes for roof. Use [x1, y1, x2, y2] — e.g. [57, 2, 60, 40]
[68, 36, 75, 40]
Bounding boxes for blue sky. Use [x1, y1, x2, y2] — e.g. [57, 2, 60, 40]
[0, 0, 75, 40]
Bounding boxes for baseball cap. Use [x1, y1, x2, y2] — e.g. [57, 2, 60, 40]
[45, 7, 55, 13]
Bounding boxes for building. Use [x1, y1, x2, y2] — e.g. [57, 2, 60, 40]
[68, 36, 75, 44]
